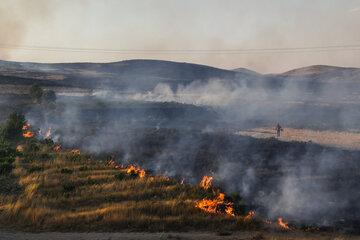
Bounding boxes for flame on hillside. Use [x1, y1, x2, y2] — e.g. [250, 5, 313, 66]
[23, 131, 35, 138]
[105, 156, 123, 169]
[53, 145, 61, 151]
[245, 211, 255, 220]
[278, 217, 290, 229]
[195, 191, 235, 216]
[196, 176, 235, 216]
[22, 122, 34, 138]
[126, 165, 146, 178]
[22, 122, 30, 130]
[200, 176, 213, 189]
[44, 128, 51, 139]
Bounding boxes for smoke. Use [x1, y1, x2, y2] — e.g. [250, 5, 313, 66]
[16, 62, 360, 228]
[0, 0, 63, 59]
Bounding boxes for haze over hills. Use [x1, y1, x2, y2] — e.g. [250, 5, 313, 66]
[1, 59, 359, 93]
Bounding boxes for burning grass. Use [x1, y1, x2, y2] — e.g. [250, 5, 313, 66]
[0, 142, 261, 232]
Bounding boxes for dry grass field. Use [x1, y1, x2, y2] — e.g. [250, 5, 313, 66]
[0, 142, 261, 232]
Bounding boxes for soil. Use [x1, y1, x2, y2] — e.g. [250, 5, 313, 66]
[236, 127, 360, 150]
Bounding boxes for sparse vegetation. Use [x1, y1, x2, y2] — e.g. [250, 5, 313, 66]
[0, 139, 261, 232]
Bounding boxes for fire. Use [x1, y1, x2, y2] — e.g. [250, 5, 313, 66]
[245, 211, 255, 220]
[22, 122, 30, 130]
[23, 131, 35, 138]
[181, 178, 184, 184]
[126, 165, 146, 178]
[195, 192, 235, 216]
[105, 156, 124, 169]
[139, 169, 146, 178]
[53, 145, 61, 151]
[200, 176, 213, 189]
[278, 218, 290, 229]
[44, 128, 51, 139]
[196, 176, 235, 216]
[71, 149, 80, 154]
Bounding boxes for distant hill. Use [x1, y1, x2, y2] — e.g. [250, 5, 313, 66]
[274, 65, 360, 83]
[0, 59, 253, 91]
[0, 59, 359, 94]
[280, 65, 359, 76]
[232, 67, 261, 76]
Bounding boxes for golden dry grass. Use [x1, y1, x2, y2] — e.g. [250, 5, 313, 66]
[0, 144, 260, 232]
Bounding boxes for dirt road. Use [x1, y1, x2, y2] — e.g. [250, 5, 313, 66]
[0, 231, 357, 240]
[236, 127, 360, 150]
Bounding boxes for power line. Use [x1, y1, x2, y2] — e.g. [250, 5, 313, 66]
[0, 43, 359, 54]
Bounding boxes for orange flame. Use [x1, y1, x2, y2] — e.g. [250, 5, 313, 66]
[181, 178, 184, 184]
[245, 211, 255, 220]
[200, 176, 213, 189]
[139, 169, 146, 178]
[23, 131, 35, 138]
[195, 192, 235, 216]
[126, 165, 146, 178]
[278, 218, 290, 229]
[53, 145, 61, 151]
[44, 128, 51, 139]
[22, 122, 30, 130]
[71, 149, 80, 154]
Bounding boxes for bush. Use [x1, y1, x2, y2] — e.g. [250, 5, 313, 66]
[1, 112, 25, 141]
[0, 138, 16, 174]
[29, 84, 43, 103]
[26, 140, 40, 152]
[61, 168, 73, 174]
[42, 90, 56, 103]
[63, 183, 75, 192]
[63, 192, 70, 198]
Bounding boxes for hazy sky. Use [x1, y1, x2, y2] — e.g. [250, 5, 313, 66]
[0, 0, 359, 73]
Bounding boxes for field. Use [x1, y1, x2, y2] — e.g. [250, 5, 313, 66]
[236, 127, 360, 150]
[0, 141, 261, 232]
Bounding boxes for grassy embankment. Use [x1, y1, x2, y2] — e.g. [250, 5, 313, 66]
[0, 140, 260, 232]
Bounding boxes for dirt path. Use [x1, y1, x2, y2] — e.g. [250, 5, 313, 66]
[235, 127, 360, 150]
[0, 231, 358, 240]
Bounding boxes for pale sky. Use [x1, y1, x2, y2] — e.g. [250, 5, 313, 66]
[0, 0, 359, 73]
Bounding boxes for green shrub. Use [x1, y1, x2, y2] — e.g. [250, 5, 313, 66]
[1, 112, 25, 141]
[61, 168, 73, 174]
[63, 183, 75, 192]
[0, 138, 16, 174]
[63, 192, 70, 198]
[26, 140, 40, 152]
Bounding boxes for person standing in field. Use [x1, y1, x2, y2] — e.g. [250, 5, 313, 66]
[275, 123, 283, 137]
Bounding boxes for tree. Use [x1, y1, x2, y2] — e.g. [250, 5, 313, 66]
[0, 137, 16, 174]
[1, 112, 26, 141]
[29, 83, 43, 103]
[42, 90, 56, 103]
